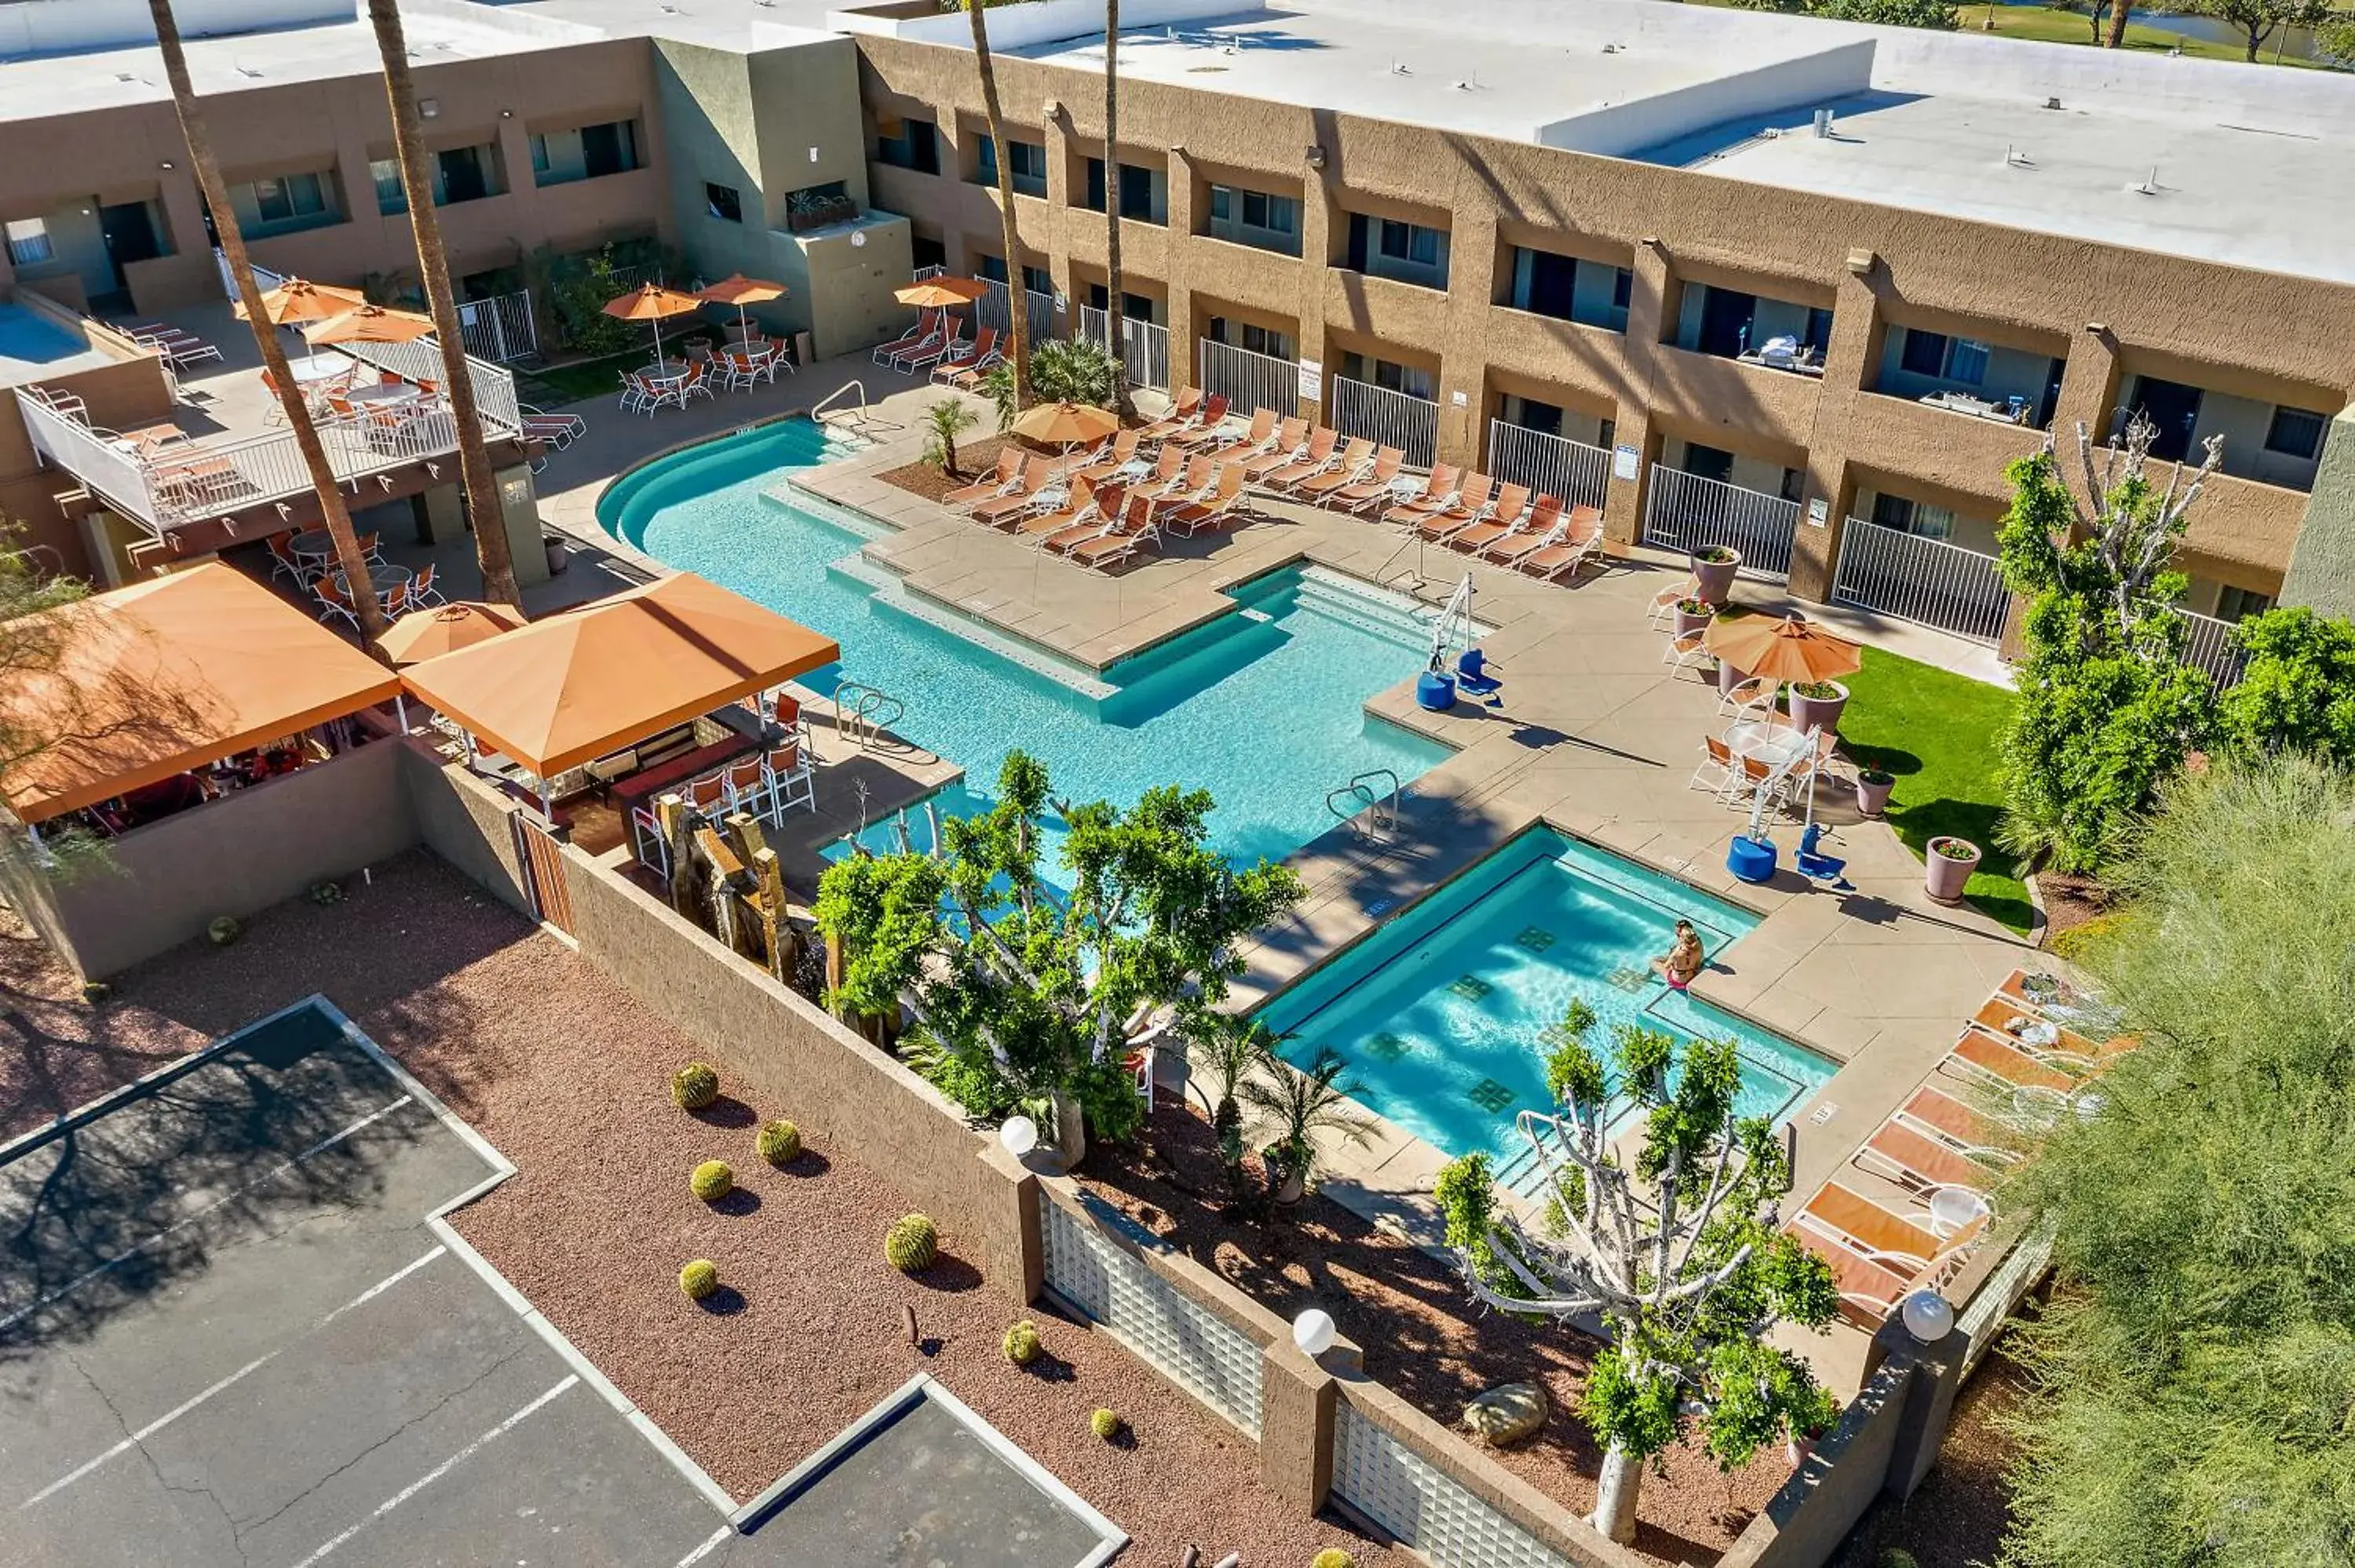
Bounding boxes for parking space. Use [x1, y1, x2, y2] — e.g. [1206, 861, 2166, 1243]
[0, 1001, 769, 1568]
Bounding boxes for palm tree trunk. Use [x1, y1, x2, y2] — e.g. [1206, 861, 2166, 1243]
[147, 0, 389, 649]
[966, 0, 1031, 412]
[1103, 0, 1134, 418]
[365, 0, 523, 610]
[2103, 0, 2130, 46]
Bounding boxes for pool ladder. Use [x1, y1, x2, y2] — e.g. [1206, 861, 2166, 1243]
[835, 682, 905, 750]
[1327, 768, 1402, 841]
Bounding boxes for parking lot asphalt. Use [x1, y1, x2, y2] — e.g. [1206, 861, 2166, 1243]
[0, 1001, 761, 1568]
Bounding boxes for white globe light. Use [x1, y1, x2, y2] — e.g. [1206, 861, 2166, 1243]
[1899, 1289, 1954, 1344]
[999, 1114, 1039, 1158]
[1292, 1307, 1337, 1357]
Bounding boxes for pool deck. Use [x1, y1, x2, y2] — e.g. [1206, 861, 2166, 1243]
[519, 363, 2042, 1398]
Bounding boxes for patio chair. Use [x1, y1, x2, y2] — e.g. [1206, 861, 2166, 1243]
[411, 562, 447, 607]
[1205, 406, 1275, 461]
[724, 758, 772, 815]
[1074, 429, 1143, 486]
[1072, 499, 1161, 571]
[874, 308, 942, 367]
[1292, 439, 1377, 505]
[1149, 454, 1219, 514]
[1941, 1026, 2079, 1096]
[1126, 446, 1187, 498]
[883, 318, 951, 374]
[266, 533, 312, 588]
[1010, 480, 1123, 545]
[685, 773, 728, 819]
[1136, 388, 1204, 443]
[931, 328, 998, 386]
[1164, 394, 1234, 450]
[1973, 996, 2111, 1067]
[1648, 576, 1700, 629]
[1162, 466, 1250, 537]
[1895, 1085, 2030, 1163]
[1855, 1122, 2001, 1205]
[629, 804, 671, 878]
[944, 449, 1028, 511]
[968, 466, 1058, 527]
[1517, 504, 1606, 582]
[521, 405, 586, 450]
[1688, 735, 1736, 800]
[1414, 475, 1495, 542]
[1790, 1182, 1977, 1328]
[1809, 730, 1853, 790]
[1718, 676, 1777, 720]
[1446, 483, 1533, 554]
[354, 531, 385, 564]
[312, 577, 360, 631]
[1483, 498, 1567, 565]
[1261, 428, 1341, 494]
[1236, 418, 1311, 480]
[681, 362, 715, 403]
[1382, 465, 1462, 526]
[1661, 630, 1711, 676]
[940, 331, 1002, 392]
[765, 742, 816, 813]
[619, 371, 654, 416]
[381, 579, 412, 621]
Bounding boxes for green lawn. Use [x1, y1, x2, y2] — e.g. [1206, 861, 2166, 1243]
[1836, 646, 2033, 932]
[1685, 0, 2327, 68]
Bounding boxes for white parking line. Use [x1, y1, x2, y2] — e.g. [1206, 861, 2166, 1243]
[283, 1374, 579, 1568]
[319, 1246, 447, 1326]
[0, 1096, 416, 1334]
[674, 1523, 734, 1567]
[18, 1352, 279, 1511]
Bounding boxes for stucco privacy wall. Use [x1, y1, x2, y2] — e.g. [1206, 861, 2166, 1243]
[2283, 410, 2355, 618]
[400, 742, 535, 919]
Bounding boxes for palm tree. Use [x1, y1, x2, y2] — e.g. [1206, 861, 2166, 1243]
[1182, 1008, 1274, 1161]
[1101, 0, 1135, 418]
[363, 0, 521, 609]
[920, 397, 978, 476]
[954, 0, 1032, 412]
[145, 0, 389, 647]
[1241, 1046, 1378, 1206]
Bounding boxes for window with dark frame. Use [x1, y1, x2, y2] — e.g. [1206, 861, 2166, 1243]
[705, 181, 743, 223]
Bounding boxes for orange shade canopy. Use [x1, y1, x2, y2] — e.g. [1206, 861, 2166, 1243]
[1010, 401, 1119, 447]
[0, 563, 400, 824]
[304, 304, 435, 345]
[1703, 612, 1863, 685]
[377, 600, 528, 667]
[696, 275, 787, 307]
[398, 572, 839, 777]
[601, 283, 704, 322]
[894, 277, 988, 309]
[233, 277, 367, 325]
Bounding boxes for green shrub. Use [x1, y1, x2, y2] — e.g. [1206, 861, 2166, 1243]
[80, 980, 109, 1005]
[1878, 1552, 1920, 1568]
[2050, 910, 2131, 963]
[885, 1213, 937, 1273]
[1002, 1320, 1042, 1366]
[307, 880, 344, 906]
[679, 1260, 719, 1300]
[1090, 1407, 1122, 1441]
[755, 1120, 801, 1166]
[1312, 1552, 1357, 1568]
[207, 915, 240, 946]
[690, 1160, 734, 1202]
[671, 1063, 720, 1110]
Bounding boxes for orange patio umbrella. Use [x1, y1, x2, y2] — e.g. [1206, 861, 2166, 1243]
[894, 276, 988, 310]
[1703, 612, 1862, 686]
[695, 274, 787, 341]
[1010, 400, 1119, 450]
[233, 277, 368, 358]
[601, 283, 705, 368]
[377, 600, 529, 667]
[304, 304, 435, 346]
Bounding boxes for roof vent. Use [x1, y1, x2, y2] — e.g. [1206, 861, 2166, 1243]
[1601, 42, 1619, 53]
[2133, 165, 2163, 195]
[1813, 108, 1834, 138]
[2044, 96, 2063, 110]
[2005, 144, 2035, 167]
[1390, 60, 1410, 75]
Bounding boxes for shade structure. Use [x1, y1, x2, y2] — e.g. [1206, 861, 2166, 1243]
[377, 601, 529, 667]
[232, 277, 367, 325]
[602, 283, 705, 366]
[1010, 401, 1119, 448]
[894, 277, 988, 309]
[399, 572, 840, 778]
[1703, 612, 1864, 685]
[304, 304, 434, 346]
[0, 563, 401, 824]
[695, 274, 787, 341]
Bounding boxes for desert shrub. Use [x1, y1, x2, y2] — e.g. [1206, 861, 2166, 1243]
[678, 1260, 719, 1300]
[1878, 1552, 1920, 1568]
[670, 1063, 720, 1110]
[1312, 1552, 1357, 1568]
[755, 1120, 801, 1165]
[2050, 910, 2130, 963]
[207, 915, 240, 946]
[1090, 1407, 1122, 1441]
[885, 1213, 937, 1273]
[690, 1160, 734, 1202]
[1002, 1321, 1042, 1366]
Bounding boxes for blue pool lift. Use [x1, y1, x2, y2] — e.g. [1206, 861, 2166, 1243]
[1418, 574, 1499, 711]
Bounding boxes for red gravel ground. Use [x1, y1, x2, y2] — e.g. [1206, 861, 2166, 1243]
[1075, 1106, 1797, 1565]
[876, 433, 1010, 502]
[1, 853, 1391, 1566]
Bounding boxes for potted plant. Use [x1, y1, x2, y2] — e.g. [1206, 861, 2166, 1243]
[1717, 658, 1751, 698]
[1924, 835, 1981, 905]
[1856, 767, 1895, 818]
[1242, 1047, 1377, 1208]
[1673, 596, 1714, 639]
[1690, 545, 1742, 606]
[1788, 679, 1849, 735]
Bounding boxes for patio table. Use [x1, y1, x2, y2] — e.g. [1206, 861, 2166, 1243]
[333, 563, 412, 603]
[345, 381, 422, 407]
[289, 353, 356, 385]
[290, 527, 338, 561]
[1927, 1186, 1991, 1239]
[1724, 718, 1813, 769]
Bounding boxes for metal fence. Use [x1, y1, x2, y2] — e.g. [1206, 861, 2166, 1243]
[975, 279, 1058, 350]
[2181, 608, 2249, 687]
[1198, 337, 1298, 419]
[1038, 1192, 1264, 1436]
[911, 263, 946, 282]
[1486, 420, 1610, 512]
[1642, 466, 1799, 580]
[455, 289, 538, 364]
[1331, 1402, 1579, 1568]
[1832, 516, 2011, 644]
[1328, 374, 1439, 469]
[1077, 305, 1171, 392]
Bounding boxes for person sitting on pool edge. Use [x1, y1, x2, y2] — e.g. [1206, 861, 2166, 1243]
[1651, 920, 1706, 990]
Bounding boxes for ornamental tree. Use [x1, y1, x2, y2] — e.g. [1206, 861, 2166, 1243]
[1435, 1008, 1839, 1544]
[1993, 414, 2222, 873]
[813, 751, 1302, 1161]
[2217, 605, 2355, 768]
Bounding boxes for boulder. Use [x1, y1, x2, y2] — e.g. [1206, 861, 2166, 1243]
[1461, 1381, 1549, 1446]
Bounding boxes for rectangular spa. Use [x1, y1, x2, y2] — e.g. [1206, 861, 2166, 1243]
[1257, 828, 1835, 1191]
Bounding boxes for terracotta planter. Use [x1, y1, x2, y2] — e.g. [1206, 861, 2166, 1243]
[1856, 773, 1895, 817]
[1691, 549, 1742, 606]
[1925, 836, 1981, 905]
[1717, 658, 1751, 698]
[1788, 680, 1848, 736]
[1673, 602, 1714, 639]
[1272, 1155, 1307, 1206]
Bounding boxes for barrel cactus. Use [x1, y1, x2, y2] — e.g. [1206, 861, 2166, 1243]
[670, 1062, 721, 1110]
[690, 1160, 734, 1202]
[1003, 1320, 1042, 1366]
[1090, 1407, 1122, 1442]
[679, 1260, 719, 1300]
[1312, 1552, 1356, 1568]
[206, 915, 240, 946]
[885, 1213, 937, 1274]
[755, 1119, 801, 1166]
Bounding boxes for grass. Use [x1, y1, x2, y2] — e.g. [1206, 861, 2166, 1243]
[1836, 646, 2034, 933]
[1686, 0, 2328, 68]
[515, 350, 646, 409]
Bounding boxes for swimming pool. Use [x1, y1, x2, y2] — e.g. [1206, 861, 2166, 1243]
[599, 420, 1450, 874]
[1255, 827, 1834, 1190]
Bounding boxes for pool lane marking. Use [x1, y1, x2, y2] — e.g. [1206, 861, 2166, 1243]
[674, 1524, 735, 1567]
[282, 1374, 579, 1568]
[0, 1096, 417, 1334]
[18, 1352, 279, 1510]
[319, 1245, 447, 1326]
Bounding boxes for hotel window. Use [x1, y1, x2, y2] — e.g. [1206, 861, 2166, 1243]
[975, 253, 1008, 283]
[2266, 406, 2327, 461]
[1340, 352, 1434, 401]
[1946, 337, 1990, 385]
[875, 116, 940, 175]
[1007, 139, 1047, 198]
[1207, 315, 1294, 361]
[1206, 184, 1299, 256]
[1021, 264, 1052, 297]
[435, 145, 497, 206]
[1871, 494, 1955, 542]
[579, 121, 639, 178]
[4, 218, 53, 266]
[911, 233, 947, 270]
[705, 182, 744, 224]
[1899, 329, 1948, 377]
[371, 159, 407, 216]
[1377, 220, 1440, 268]
[256, 173, 328, 224]
[2215, 585, 2273, 622]
[530, 136, 550, 177]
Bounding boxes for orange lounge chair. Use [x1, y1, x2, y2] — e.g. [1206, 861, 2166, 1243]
[1074, 429, 1143, 486]
[1137, 388, 1204, 443]
[943, 448, 1027, 510]
[967, 466, 1056, 527]
[1856, 1121, 2000, 1199]
[1071, 501, 1161, 571]
[1898, 1084, 2028, 1159]
[1010, 480, 1123, 545]
[1212, 407, 1280, 464]
[1047, 492, 1151, 559]
[1415, 475, 1496, 542]
[1447, 483, 1534, 553]
[1973, 995, 2107, 1065]
[1323, 447, 1404, 512]
[1517, 505, 1605, 581]
[1293, 439, 1378, 505]
[1261, 428, 1339, 492]
[1482, 498, 1567, 564]
[1236, 417, 1311, 480]
[931, 326, 999, 385]
[1790, 1180, 1977, 1327]
[1943, 1026, 2079, 1094]
[1163, 467, 1249, 536]
[1145, 454, 1218, 515]
[1382, 465, 1460, 523]
[1128, 446, 1188, 498]
[1165, 394, 1235, 448]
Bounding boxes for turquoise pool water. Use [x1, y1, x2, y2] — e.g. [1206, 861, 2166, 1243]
[599, 419, 1450, 874]
[1256, 827, 1834, 1188]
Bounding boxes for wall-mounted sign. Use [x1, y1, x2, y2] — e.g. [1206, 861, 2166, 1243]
[1297, 357, 1323, 399]
[1449, 389, 1468, 408]
[1612, 443, 1640, 482]
[1807, 497, 1829, 528]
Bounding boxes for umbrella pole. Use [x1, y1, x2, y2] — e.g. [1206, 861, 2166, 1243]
[652, 318, 665, 370]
